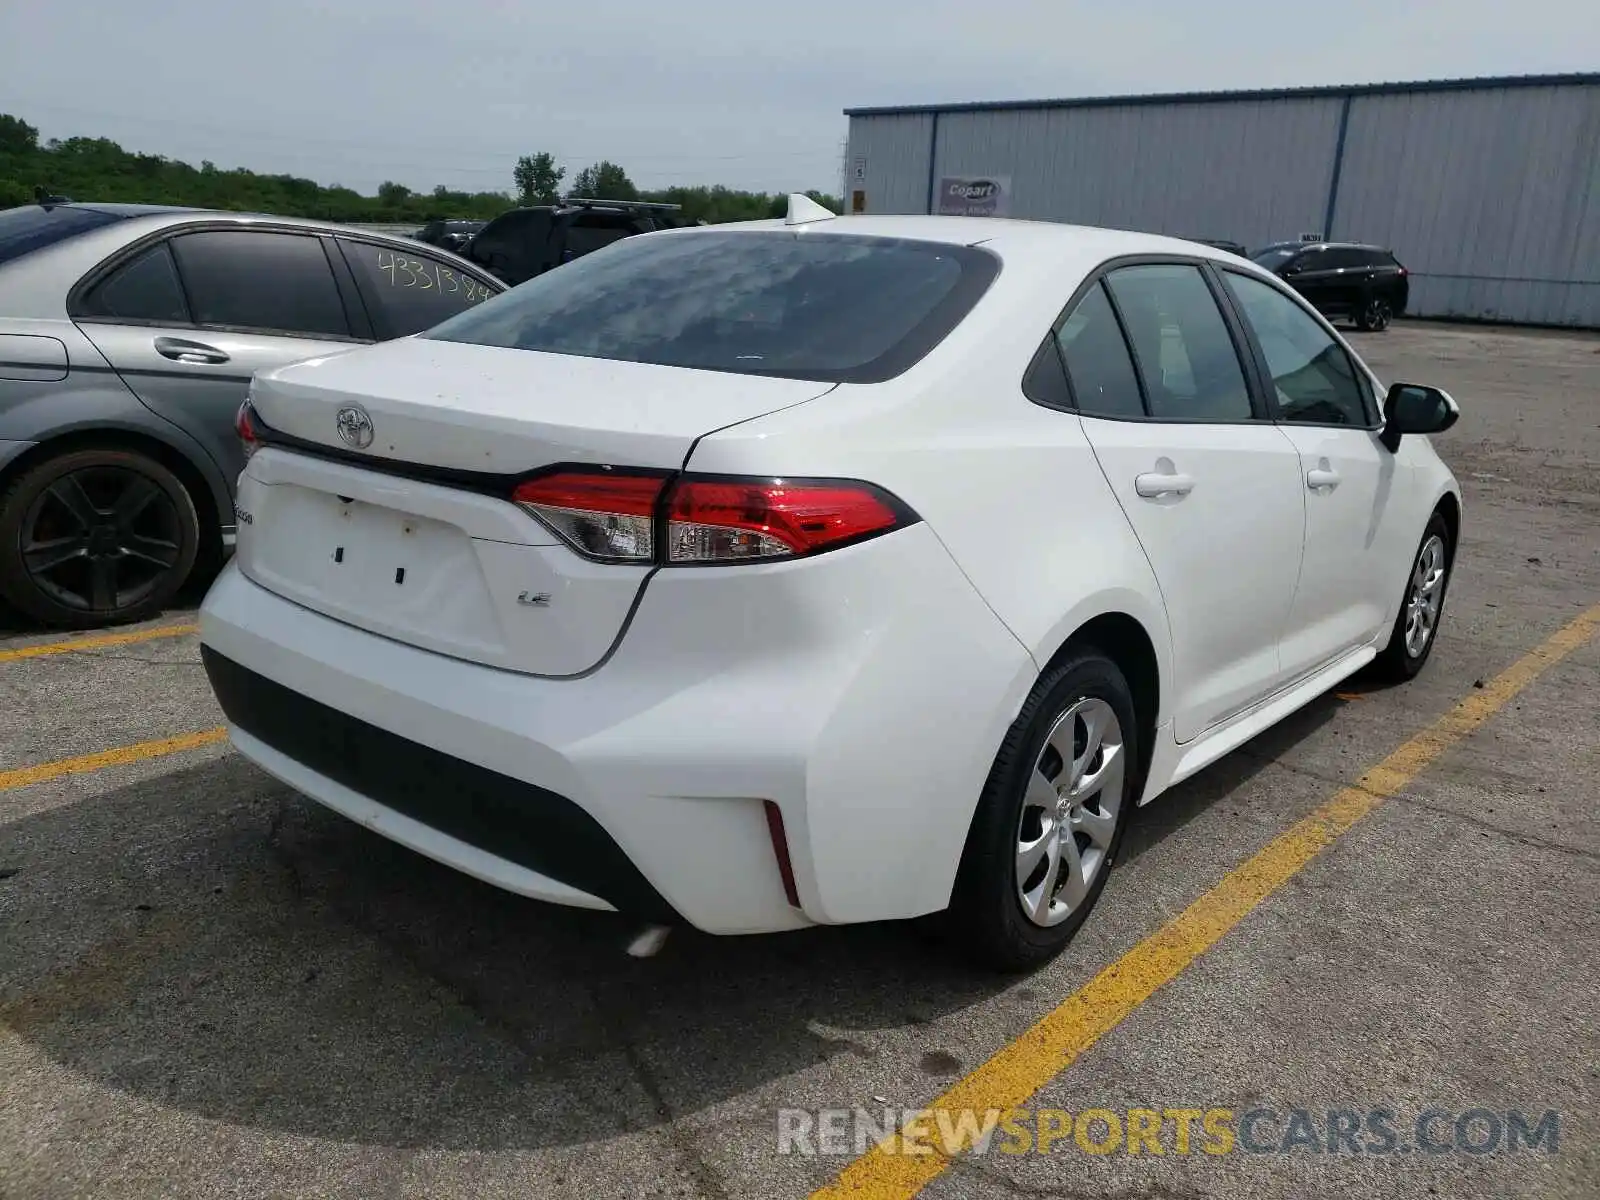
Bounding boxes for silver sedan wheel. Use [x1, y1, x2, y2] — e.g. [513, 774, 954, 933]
[1015, 696, 1126, 928]
[1404, 534, 1448, 657]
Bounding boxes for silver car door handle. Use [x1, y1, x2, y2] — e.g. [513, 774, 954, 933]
[154, 336, 230, 365]
[1134, 471, 1195, 498]
[1306, 467, 1342, 491]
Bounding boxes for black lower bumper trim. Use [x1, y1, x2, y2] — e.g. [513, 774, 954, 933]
[201, 646, 678, 922]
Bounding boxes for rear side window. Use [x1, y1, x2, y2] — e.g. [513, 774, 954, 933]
[340, 239, 498, 338]
[1104, 264, 1254, 421]
[1056, 283, 1145, 419]
[78, 242, 190, 324]
[475, 210, 543, 254]
[561, 221, 636, 259]
[169, 230, 351, 339]
[425, 230, 1000, 383]
[1251, 247, 1300, 270]
[0, 205, 125, 268]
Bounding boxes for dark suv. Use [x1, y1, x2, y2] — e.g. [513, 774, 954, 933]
[413, 219, 485, 253]
[463, 198, 687, 287]
[1251, 241, 1409, 331]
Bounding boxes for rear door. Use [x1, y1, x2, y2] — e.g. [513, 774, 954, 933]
[1219, 267, 1407, 677]
[1282, 247, 1339, 315]
[73, 227, 369, 492]
[1066, 261, 1307, 742]
[333, 236, 503, 338]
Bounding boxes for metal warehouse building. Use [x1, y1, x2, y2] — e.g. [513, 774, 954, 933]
[843, 73, 1600, 328]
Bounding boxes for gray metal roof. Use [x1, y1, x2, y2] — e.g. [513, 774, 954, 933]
[843, 71, 1600, 118]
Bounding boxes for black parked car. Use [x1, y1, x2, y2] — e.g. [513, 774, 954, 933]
[413, 219, 485, 253]
[1251, 241, 1409, 331]
[462, 198, 687, 287]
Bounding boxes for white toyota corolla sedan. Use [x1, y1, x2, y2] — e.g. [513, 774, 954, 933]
[199, 197, 1462, 970]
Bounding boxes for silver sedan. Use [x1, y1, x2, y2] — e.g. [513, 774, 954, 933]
[0, 202, 505, 628]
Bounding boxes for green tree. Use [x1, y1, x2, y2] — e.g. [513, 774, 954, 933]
[513, 152, 564, 205]
[570, 160, 637, 201]
[0, 114, 39, 156]
[0, 111, 837, 230]
[377, 180, 412, 207]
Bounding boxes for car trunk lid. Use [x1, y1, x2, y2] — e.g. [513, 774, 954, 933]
[237, 337, 835, 675]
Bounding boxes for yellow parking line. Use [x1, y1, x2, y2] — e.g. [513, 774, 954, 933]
[0, 622, 199, 664]
[0, 728, 227, 794]
[813, 602, 1600, 1200]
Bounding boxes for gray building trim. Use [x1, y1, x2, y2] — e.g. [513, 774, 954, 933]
[924, 111, 940, 214]
[844, 72, 1600, 118]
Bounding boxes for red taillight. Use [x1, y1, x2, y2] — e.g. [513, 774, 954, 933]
[666, 478, 904, 562]
[235, 401, 260, 459]
[509, 468, 914, 565]
[512, 470, 666, 562]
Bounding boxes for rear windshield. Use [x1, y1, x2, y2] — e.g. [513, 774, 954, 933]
[0, 205, 126, 269]
[423, 229, 1000, 383]
[1251, 247, 1300, 268]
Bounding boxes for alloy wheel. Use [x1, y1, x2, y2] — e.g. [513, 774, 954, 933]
[1404, 534, 1448, 657]
[19, 466, 184, 615]
[1014, 696, 1126, 928]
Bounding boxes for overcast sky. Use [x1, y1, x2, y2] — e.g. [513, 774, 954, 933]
[2, 0, 1595, 198]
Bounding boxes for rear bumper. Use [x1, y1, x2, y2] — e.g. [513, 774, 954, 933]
[198, 524, 1035, 935]
[202, 646, 672, 919]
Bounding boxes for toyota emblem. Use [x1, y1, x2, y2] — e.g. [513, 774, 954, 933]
[335, 405, 374, 449]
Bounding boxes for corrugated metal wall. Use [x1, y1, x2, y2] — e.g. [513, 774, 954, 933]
[845, 79, 1600, 327]
[932, 98, 1344, 244]
[845, 113, 934, 216]
[1332, 84, 1600, 326]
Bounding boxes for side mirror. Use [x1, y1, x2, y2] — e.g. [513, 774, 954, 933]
[1381, 383, 1459, 452]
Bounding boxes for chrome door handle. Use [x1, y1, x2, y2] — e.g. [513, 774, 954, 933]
[1306, 467, 1342, 491]
[154, 336, 230, 365]
[1134, 471, 1195, 499]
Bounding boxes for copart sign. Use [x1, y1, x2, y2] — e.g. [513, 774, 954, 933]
[937, 175, 1011, 217]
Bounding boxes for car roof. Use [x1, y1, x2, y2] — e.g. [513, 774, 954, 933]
[679, 213, 1240, 257]
[41, 202, 204, 218]
[1258, 240, 1391, 253]
[22, 202, 453, 247]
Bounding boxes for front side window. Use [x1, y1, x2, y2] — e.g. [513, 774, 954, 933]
[169, 230, 351, 339]
[77, 242, 190, 324]
[1225, 272, 1373, 426]
[1055, 282, 1144, 419]
[425, 230, 999, 383]
[340, 239, 498, 338]
[1103, 264, 1254, 421]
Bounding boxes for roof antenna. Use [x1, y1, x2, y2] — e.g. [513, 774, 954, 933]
[784, 193, 837, 226]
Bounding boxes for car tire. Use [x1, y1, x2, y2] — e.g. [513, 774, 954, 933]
[0, 447, 200, 630]
[947, 651, 1140, 973]
[1372, 512, 1453, 682]
[1357, 296, 1393, 332]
